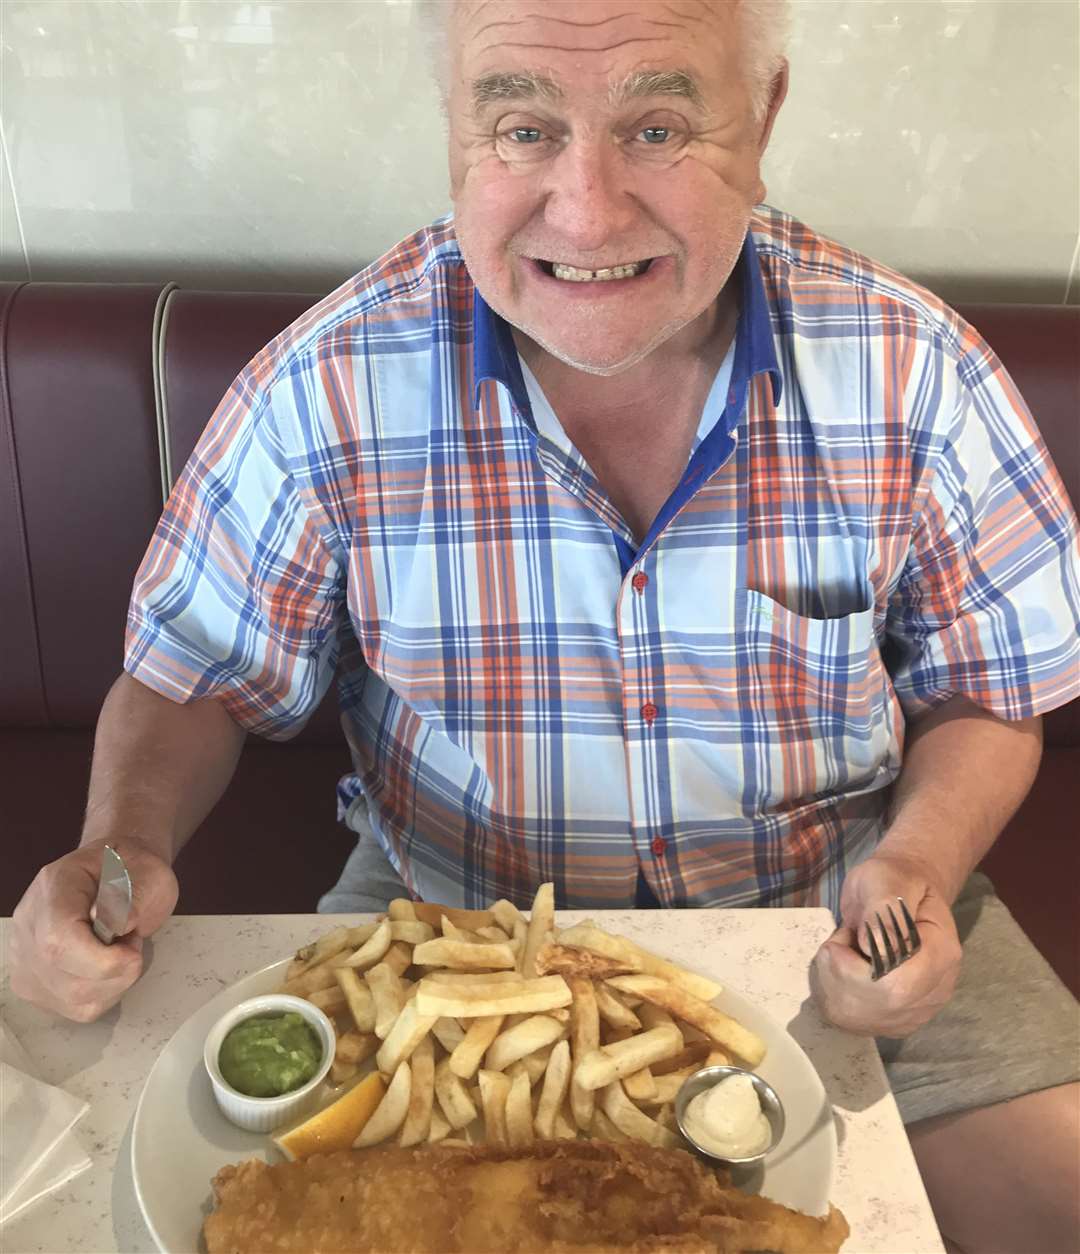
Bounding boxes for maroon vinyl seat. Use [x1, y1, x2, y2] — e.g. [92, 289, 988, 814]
[1, 281, 1076, 994]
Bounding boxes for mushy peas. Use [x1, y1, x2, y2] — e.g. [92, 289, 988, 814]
[219, 1012, 322, 1098]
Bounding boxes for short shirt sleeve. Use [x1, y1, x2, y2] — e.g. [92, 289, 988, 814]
[124, 365, 347, 740]
[886, 332, 1080, 722]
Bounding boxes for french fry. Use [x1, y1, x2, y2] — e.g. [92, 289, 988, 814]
[334, 966, 377, 1034]
[520, 882, 554, 979]
[552, 1107, 577, 1139]
[334, 1030, 379, 1067]
[375, 1000, 438, 1075]
[637, 1003, 675, 1031]
[484, 1015, 565, 1072]
[388, 898, 417, 921]
[491, 899, 524, 934]
[411, 902, 494, 931]
[654, 1103, 678, 1132]
[705, 1048, 732, 1067]
[552, 924, 645, 974]
[389, 920, 435, 945]
[641, 1067, 698, 1106]
[424, 971, 523, 985]
[622, 1067, 658, 1102]
[606, 975, 765, 1067]
[354, 1061, 411, 1147]
[333, 918, 392, 972]
[600, 1080, 681, 1149]
[651, 1041, 711, 1075]
[536, 940, 640, 982]
[477, 1069, 511, 1145]
[512, 917, 528, 966]
[431, 1017, 467, 1052]
[476, 926, 511, 944]
[413, 938, 516, 971]
[398, 1034, 434, 1147]
[589, 1106, 631, 1143]
[520, 1045, 553, 1085]
[365, 962, 405, 1039]
[427, 1106, 451, 1143]
[568, 976, 599, 1131]
[293, 923, 379, 973]
[283, 961, 339, 998]
[449, 1015, 504, 1079]
[533, 1038, 571, 1139]
[434, 1059, 479, 1129]
[678, 1021, 709, 1044]
[306, 985, 347, 1015]
[382, 941, 413, 977]
[603, 1025, 634, 1046]
[441, 917, 486, 944]
[573, 1024, 683, 1092]
[330, 1059, 360, 1086]
[561, 923, 722, 1002]
[594, 983, 642, 1030]
[285, 957, 305, 983]
[415, 975, 572, 1019]
[505, 1068, 535, 1148]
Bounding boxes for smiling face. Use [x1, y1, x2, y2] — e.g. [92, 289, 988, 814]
[447, 0, 786, 376]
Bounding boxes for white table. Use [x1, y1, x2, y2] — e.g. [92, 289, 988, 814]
[0, 910, 944, 1253]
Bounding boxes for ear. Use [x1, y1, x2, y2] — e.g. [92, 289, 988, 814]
[756, 59, 789, 154]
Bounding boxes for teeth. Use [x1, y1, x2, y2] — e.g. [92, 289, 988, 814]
[550, 261, 646, 282]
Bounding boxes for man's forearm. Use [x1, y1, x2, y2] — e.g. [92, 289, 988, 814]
[80, 672, 246, 862]
[875, 694, 1043, 903]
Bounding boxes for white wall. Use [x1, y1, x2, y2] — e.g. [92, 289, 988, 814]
[2, 0, 1077, 304]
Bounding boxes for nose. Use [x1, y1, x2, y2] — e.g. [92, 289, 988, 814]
[540, 138, 638, 253]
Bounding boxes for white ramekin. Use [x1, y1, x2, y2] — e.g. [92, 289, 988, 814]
[203, 993, 335, 1133]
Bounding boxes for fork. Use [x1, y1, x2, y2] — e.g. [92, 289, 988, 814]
[860, 898, 922, 981]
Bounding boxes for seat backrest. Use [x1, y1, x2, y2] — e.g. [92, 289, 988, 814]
[0, 281, 167, 729]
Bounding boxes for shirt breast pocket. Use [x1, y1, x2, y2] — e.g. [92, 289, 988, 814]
[737, 588, 895, 813]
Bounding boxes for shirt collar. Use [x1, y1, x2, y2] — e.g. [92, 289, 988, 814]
[470, 228, 782, 412]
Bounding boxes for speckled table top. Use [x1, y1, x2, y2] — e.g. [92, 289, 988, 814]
[0, 911, 943, 1253]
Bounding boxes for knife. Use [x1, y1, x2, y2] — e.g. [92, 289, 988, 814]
[90, 845, 133, 945]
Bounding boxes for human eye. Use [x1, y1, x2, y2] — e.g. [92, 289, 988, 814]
[494, 116, 558, 163]
[625, 114, 689, 162]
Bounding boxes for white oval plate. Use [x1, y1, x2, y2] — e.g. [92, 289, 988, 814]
[132, 957, 835, 1254]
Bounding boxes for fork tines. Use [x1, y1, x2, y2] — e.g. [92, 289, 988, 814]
[865, 897, 922, 982]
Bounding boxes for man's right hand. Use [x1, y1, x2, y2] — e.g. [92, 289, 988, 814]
[9, 836, 178, 1022]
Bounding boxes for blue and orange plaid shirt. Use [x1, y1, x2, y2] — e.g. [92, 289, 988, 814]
[126, 207, 1080, 911]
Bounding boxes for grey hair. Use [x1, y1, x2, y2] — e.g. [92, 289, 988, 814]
[413, 0, 789, 121]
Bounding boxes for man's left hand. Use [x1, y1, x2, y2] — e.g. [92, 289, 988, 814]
[810, 853, 962, 1037]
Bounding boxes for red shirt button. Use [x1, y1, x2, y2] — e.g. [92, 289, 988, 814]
[631, 571, 648, 593]
[640, 701, 658, 725]
[651, 836, 667, 857]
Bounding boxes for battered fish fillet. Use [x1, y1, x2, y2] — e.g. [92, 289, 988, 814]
[203, 1139, 849, 1253]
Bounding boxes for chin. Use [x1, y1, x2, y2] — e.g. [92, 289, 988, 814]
[521, 325, 677, 377]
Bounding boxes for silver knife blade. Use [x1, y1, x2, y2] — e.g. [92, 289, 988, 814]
[91, 845, 133, 945]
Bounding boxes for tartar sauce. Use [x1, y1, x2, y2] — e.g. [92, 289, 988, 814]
[683, 1073, 771, 1158]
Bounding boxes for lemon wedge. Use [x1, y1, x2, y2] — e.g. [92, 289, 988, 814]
[273, 1071, 386, 1160]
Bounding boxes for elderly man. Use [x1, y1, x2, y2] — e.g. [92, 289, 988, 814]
[11, 2, 1079, 1249]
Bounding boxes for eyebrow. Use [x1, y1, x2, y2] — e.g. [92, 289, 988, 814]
[609, 69, 704, 109]
[472, 72, 563, 109]
[470, 67, 704, 113]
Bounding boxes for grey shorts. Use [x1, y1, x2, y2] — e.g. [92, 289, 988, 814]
[319, 817, 1079, 1125]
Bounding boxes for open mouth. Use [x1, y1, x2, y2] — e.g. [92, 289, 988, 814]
[535, 258, 654, 283]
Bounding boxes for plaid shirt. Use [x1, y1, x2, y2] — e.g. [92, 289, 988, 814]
[126, 207, 1080, 911]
